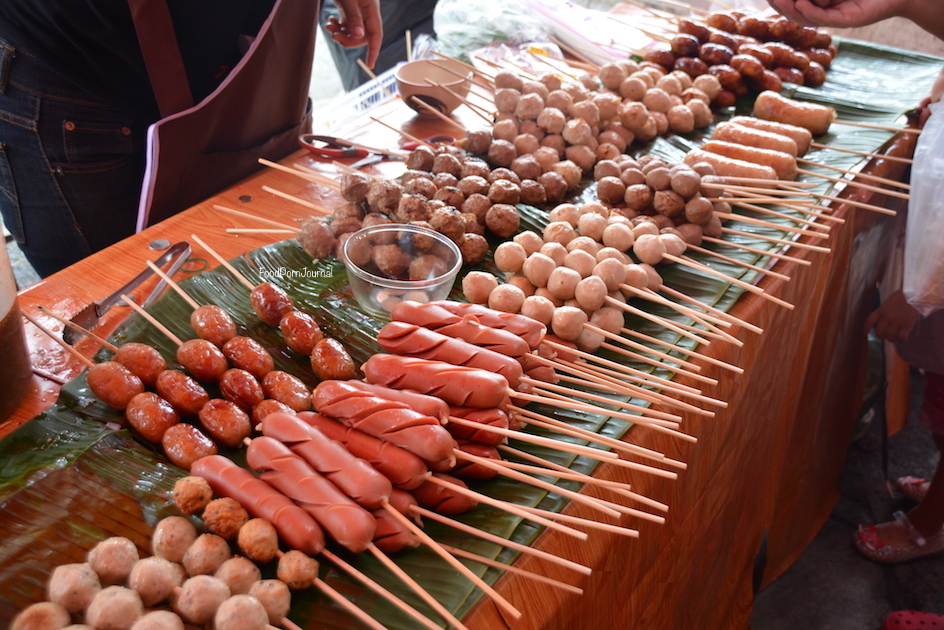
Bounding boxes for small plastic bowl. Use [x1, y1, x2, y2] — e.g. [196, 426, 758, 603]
[395, 58, 472, 116]
[342, 223, 462, 317]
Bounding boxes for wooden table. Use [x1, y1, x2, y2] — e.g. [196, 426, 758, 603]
[2, 92, 915, 629]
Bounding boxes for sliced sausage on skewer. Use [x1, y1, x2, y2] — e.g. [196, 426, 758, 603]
[427, 300, 546, 350]
[361, 354, 510, 409]
[389, 301, 531, 358]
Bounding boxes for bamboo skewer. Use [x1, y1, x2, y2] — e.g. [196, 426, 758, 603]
[21, 308, 95, 369]
[190, 234, 255, 290]
[527, 51, 580, 80]
[516, 378, 684, 425]
[226, 228, 298, 235]
[321, 549, 444, 630]
[144, 261, 201, 311]
[427, 58, 494, 92]
[653, 285, 761, 337]
[120, 295, 183, 346]
[800, 155, 912, 189]
[702, 234, 812, 264]
[379, 498, 524, 620]
[409, 96, 466, 132]
[719, 227, 830, 254]
[261, 185, 331, 213]
[809, 142, 914, 168]
[356, 58, 394, 98]
[547, 35, 601, 70]
[495, 445, 638, 492]
[662, 254, 795, 310]
[314, 577, 390, 630]
[258, 158, 327, 185]
[780, 185, 897, 216]
[365, 543, 472, 630]
[428, 81, 495, 122]
[430, 50, 495, 85]
[37, 306, 119, 352]
[713, 190, 845, 224]
[832, 119, 921, 134]
[405, 29, 412, 62]
[597, 339, 719, 384]
[684, 243, 792, 282]
[717, 197, 832, 233]
[214, 204, 301, 232]
[453, 449, 624, 518]
[514, 504, 641, 537]
[604, 296, 711, 347]
[795, 165, 910, 200]
[618, 322, 746, 374]
[724, 205, 830, 239]
[715, 176, 817, 188]
[291, 163, 342, 190]
[583, 323, 704, 373]
[618, 287, 741, 346]
[437, 543, 584, 595]
[369, 116, 433, 147]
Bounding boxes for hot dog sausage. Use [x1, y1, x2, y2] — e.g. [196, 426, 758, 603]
[261, 411, 392, 509]
[176, 339, 229, 383]
[446, 406, 509, 446]
[250, 282, 294, 327]
[700, 139, 797, 181]
[191, 454, 324, 555]
[198, 399, 252, 448]
[411, 472, 478, 515]
[298, 412, 429, 490]
[752, 90, 835, 136]
[710, 121, 799, 157]
[87, 361, 145, 410]
[390, 301, 531, 359]
[191, 305, 237, 348]
[261, 371, 312, 412]
[113, 342, 166, 387]
[340, 381, 450, 424]
[427, 301, 546, 350]
[162, 423, 218, 470]
[683, 148, 778, 183]
[362, 354, 510, 409]
[311, 380, 457, 465]
[449, 442, 501, 480]
[372, 507, 420, 553]
[245, 437, 376, 553]
[728, 116, 813, 155]
[125, 392, 179, 443]
[377, 322, 524, 389]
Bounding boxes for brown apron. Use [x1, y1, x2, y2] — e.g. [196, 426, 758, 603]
[131, 0, 319, 229]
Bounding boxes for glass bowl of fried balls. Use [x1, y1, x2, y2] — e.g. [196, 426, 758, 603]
[342, 223, 462, 316]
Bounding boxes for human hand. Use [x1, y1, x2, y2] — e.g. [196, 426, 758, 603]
[767, 0, 905, 28]
[325, 0, 383, 68]
[917, 65, 944, 126]
[864, 289, 921, 342]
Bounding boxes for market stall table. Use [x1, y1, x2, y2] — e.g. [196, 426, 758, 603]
[0, 47, 928, 630]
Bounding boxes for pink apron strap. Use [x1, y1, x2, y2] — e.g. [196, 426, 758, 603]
[127, 0, 194, 117]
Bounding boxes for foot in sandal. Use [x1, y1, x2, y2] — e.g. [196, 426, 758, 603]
[896, 475, 931, 502]
[884, 611, 944, 629]
[853, 510, 944, 564]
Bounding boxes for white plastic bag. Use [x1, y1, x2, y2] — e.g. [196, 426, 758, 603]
[903, 100, 944, 316]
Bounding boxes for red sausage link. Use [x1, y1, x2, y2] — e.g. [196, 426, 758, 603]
[250, 282, 294, 327]
[411, 472, 478, 515]
[190, 305, 237, 348]
[176, 339, 229, 383]
[191, 454, 324, 555]
[246, 437, 376, 553]
[446, 406, 509, 446]
[312, 380, 457, 465]
[162, 423, 218, 470]
[198, 399, 252, 448]
[261, 371, 311, 412]
[361, 354, 509, 409]
[428, 301, 546, 350]
[390, 301, 531, 358]
[279, 311, 323, 356]
[298, 412, 428, 490]
[252, 399, 296, 426]
[126, 392, 179, 443]
[377, 322, 523, 389]
[156, 370, 210, 416]
[222, 336, 274, 381]
[113, 342, 166, 387]
[261, 412, 392, 509]
[341, 381, 449, 424]
[87, 361, 145, 410]
[219, 368, 264, 412]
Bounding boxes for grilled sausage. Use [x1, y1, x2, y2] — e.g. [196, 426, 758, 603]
[361, 354, 510, 409]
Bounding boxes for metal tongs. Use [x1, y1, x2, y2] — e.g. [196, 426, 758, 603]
[63, 241, 192, 344]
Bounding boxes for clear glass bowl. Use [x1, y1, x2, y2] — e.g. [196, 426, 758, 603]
[341, 223, 462, 317]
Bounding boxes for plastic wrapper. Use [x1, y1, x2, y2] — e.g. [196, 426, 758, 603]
[904, 100, 944, 316]
[433, 0, 546, 60]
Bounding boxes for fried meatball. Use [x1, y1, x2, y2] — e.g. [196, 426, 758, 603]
[428, 206, 466, 243]
[538, 171, 568, 203]
[484, 203, 520, 238]
[366, 179, 402, 213]
[487, 139, 517, 168]
[459, 233, 489, 265]
[277, 551, 319, 590]
[202, 497, 249, 541]
[237, 518, 280, 564]
[491, 118, 519, 142]
[249, 580, 292, 626]
[562, 119, 593, 146]
[214, 557, 262, 596]
[339, 171, 372, 203]
[494, 87, 521, 113]
[519, 179, 547, 205]
[488, 179, 522, 205]
[515, 92, 545, 120]
[460, 129, 492, 155]
[405, 145, 436, 172]
[173, 475, 213, 515]
[596, 176, 626, 205]
[457, 175, 490, 198]
[551, 160, 582, 190]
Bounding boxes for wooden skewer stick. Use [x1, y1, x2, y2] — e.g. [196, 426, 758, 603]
[547, 35, 601, 70]
[380, 498, 524, 620]
[365, 543, 472, 630]
[528, 387, 697, 445]
[314, 577, 391, 630]
[190, 234, 254, 290]
[405, 29, 412, 63]
[662, 253, 795, 310]
[618, 321, 746, 373]
[120, 295, 183, 346]
[618, 287, 742, 346]
[290, 163, 342, 190]
[514, 504, 641, 537]
[583, 323, 704, 373]
[652, 285, 761, 336]
[214, 204, 301, 232]
[714, 195, 832, 232]
[703, 233, 813, 263]
[779, 186, 897, 216]
[514, 379, 683, 425]
[719, 225, 831, 254]
[553, 362, 700, 412]
[809, 141, 914, 167]
[356, 57, 394, 98]
[526, 352, 712, 419]
[724, 204, 831, 239]
[715, 193, 845, 225]
[453, 448, 624, 518]
[795, 165, 910, 200]
[321, 548, 444, 630]
[21, 308, 95, 369]
[226, 228, 297, 235]
[36, 306, 119, 352]
[369, 116, 432, 148]
[407, 506, 591, 575]
[437, 543, 585, 595]
[715, 176, 817, 188]
[428, 81, 495, 123]
[527, 51, 580, 80]
[144, 261, 200, 310]
[409, 96, 466, 132]
[426, 58, 494, 92]
[597, 339, 719, 384]
[799, 155, 912, 190]
[832, 119, 921, 134]
[449, 414, 626, 458]
[684, 243, 792, 282]
[429, 50, 495, 84]
[495, 445, 637, 491]
[261, 185, 331, 214]
[604, 296, 711, 347]
[499, 444, 670, 514]
[258, 157, 326, 185]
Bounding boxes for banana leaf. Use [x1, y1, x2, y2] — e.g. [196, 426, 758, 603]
[0, 37, 940, 628]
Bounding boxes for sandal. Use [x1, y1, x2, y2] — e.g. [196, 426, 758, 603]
[896, 476, 930, 502]
[884, 610, 944, 629]
[853, 511, 944, 564]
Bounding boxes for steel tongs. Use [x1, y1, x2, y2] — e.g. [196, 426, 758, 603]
[63, 241, 192, 344]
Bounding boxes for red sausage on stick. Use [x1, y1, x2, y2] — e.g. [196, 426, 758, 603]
[411, 473, 478, 515]
[260, 411, 392, 509]
[191, 454, 325, 555]
[361, 354, 510, 409]
[390, 301, 531, 358]
[377, 322, 524, 389]
[297, 412, 429, 490]
[312, 380, 457, 465]
[428, 301, 546, 350]
[340, 381, 450, 424]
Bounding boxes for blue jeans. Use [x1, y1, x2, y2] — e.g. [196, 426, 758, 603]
[0, 37, 146, 277]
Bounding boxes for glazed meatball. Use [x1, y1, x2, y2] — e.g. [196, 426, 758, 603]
[538, 171, 568, 203]
[457, 175, 490, 198]
[405, 145, 436, 172]
[485, 204, 520, 238]
[429, 206, 466, 243]
[519, 179, 547, 205]
[596, 176, 627, 205]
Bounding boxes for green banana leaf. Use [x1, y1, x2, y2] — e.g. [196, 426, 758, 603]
[0, 37, 940, 629]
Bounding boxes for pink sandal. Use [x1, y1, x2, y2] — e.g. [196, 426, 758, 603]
[896, 476, 931, 502]
[853, 511, 944, 564]
[884, 611, 944, 629]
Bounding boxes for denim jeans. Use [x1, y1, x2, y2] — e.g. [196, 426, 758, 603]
[0, 37, 146, 277]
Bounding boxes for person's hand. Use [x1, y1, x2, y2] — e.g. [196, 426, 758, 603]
[916, 65, 944, 126]
[864, 288, 921, 342]
[767, 0, 906, 28]
[324, 0, 383, 68]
